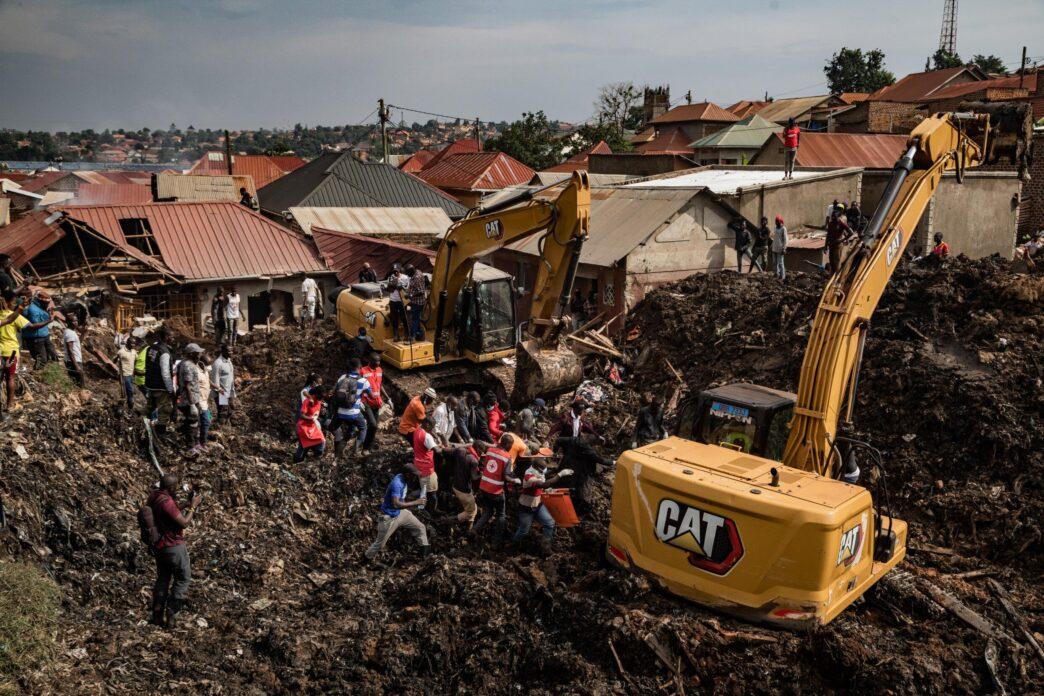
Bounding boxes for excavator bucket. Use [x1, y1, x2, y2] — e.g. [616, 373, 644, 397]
[513, 338, 583, 405]
[960, 100, 1034, 179]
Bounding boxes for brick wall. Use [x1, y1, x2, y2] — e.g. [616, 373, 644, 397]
[1019, 133, 1044, 238]
[866, 102, 926, 134]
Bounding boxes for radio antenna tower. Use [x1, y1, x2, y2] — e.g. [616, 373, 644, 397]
[938, 0, 958, 54]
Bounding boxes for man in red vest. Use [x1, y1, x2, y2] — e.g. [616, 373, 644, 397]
[359, 352, 383, 452]
[782, 118, 801, 180]
[469, 433, 520, 543]
[411, 417, 442, 511]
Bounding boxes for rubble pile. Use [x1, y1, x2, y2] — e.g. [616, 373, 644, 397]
[0, 257, 1040, 693]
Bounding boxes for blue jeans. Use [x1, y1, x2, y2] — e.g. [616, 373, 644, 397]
[773, 251, 786, 280]
[121, 376, 135, 409]
[409, 304, 424, 340]
[333, 412, 367, 444]
[512, 504, 556, 542]
[199, 409, 212, 446]
[294, 441, 325, 462]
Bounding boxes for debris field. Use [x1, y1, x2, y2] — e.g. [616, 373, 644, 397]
[0, 256, 1041, 694]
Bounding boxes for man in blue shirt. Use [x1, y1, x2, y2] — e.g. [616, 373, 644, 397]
[365, 467, 430, 564]
[21, 294, 55, 367]
[332, 358, 372, 458]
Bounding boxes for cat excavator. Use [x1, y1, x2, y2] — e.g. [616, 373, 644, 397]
[335, 171, 590, 405]
[607, 106, 1032, 628]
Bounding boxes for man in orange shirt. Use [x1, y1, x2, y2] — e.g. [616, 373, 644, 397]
[399, 387, 436, 445]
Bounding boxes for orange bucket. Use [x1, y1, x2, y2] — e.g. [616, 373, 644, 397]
[542, 489, 580, 528]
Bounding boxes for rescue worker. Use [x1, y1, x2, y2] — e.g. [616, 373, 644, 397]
[398, 387, 435, 446]
[449, 441, 483, 529]
[469, 433, 520, 544]
[144, 327, 176, 426]
[633, 394, 668, 447]
[411, 416, 442, 510]
[365, 465, 430, 564]
[294, 384, 328, 462]
[510, 455, 572, 550]
[331, 358, 372, 457]
[358, 352, 383, 451]
[931, 233, 950, 259]
[146, 473, 202, 628]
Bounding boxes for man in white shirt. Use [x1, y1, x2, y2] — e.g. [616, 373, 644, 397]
[385, 264, 410, 342]
[64, 315, 85, 387]
[300, 276, 319, 330]
[225, 286, 241, 346]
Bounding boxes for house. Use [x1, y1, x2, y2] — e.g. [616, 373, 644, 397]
[415, 151, 536, 208]
[636, 128, 697, 156]
[490, 186, 746, 333]
[726, 100, 771, 119]
[153, 173, 258, 202]
[189, 153, 306, 188]
[688, 114, 780, 165]
[833, 66, 989, 134]
[751, 132, 909, 170]
[257, 151, 467, 220]
[311, 227, 435, 287]
[285, 207, 452, 245]
[918, 72, 1036, 113]
[0, 202, 335, 334]
[755, 95, 848, 131]
[399, 150, 436, 173]
[544, 141, 613, 173]
[645, 102, 740, 142]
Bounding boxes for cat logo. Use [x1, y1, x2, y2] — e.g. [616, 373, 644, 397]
[484, 219, 504, 240]
[885, 228, 903, 267]
[655, 499, 744, 575]
[837, 523, 863, 567]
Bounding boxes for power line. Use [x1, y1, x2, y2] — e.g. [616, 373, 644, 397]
[388, 104, 483, 125]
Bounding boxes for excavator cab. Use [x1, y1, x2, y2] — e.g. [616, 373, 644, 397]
[678, 383, 796, 460]
[456, 269, 518, 359]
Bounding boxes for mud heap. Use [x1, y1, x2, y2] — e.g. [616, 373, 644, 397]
[0, 257, 1040, 694]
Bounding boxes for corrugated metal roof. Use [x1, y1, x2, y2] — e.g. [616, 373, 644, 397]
[420, 139, 479, 171]
[73, 171, 151, 186]
[417, 152, 535, 191]
[38, 191, 74, 206]
[13, 171, 71, 192]
[155, 173, 257, 202]
[769, 132, 909, 169]
[258, 152, 467, 218]
[399, 150, 435, 173]
[838, 93, 870, 104]
[726, 100, 772, 118]
[625, 168, 818, 193]
[545, 140, 613, 173]
[689, 114, 779, 149]
[0, 211, 65, 266]
[756, 96, 834, 124]
[529, 172, 634, 186]
[649, 102, 739, 125]
[266, 155, 308, 173]
[0, 198, 9, 227]
[57, 202, 328, 281]
[189, 154, 287, 188]
[636, 128, 695, 155]
[288, 206, 451, 236]
[73, 183, 153, 205]
[924, 73, 1037, 100]
[868, 66, 983, 102]
[311, 227, 435, 286]
[506, 188, 698, 267]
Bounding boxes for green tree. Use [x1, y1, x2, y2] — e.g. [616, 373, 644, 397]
[594, 82, 644, 130]
[571, 122, 632, 155]
[484, 111, 560, 170]
[971, 54, 1008, 75]
[824, 48, 896, 93]
[929, 49, 963, 71]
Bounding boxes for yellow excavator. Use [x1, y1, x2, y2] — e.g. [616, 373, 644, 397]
[335, 171, 590, 404]
[607, 108, 1031, 628]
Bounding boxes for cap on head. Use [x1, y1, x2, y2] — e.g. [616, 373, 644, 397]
[184, 343, 204, 355]
[423, 387, 437, 399]
[533, 398, 545, 408]
[775, 215, 784, 224]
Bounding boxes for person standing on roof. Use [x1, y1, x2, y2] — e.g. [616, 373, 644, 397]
[771, 215, 788, 280]
[225, 286, 241, 346]
[239, 187, 259, 211]
[385, 264, 410, 342]
[782, 118, 801, 180]
[359, 262, 378, 284]
[301, 276, 319, 331]
[407, 265, 428, 341]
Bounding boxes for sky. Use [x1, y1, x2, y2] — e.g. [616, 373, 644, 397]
[0, 0, 1041, 132]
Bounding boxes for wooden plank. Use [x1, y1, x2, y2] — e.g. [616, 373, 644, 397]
[922, 582, 1017, 645]
[988, 579, 1044, 664]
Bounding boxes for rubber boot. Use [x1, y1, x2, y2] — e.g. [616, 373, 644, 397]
[420, 545, 432, 559]
[353, 438, 363, 456]
[150, 600, 166, 627]
[166, 598, 183, 629]
[334, 439, 346, 459]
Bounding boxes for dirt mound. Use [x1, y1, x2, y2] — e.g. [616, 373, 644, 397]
[621, 257, 1043, 573]
[0, 266, 1041, 694]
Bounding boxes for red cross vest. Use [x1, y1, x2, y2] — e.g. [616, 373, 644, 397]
[478, 447, 511, 495]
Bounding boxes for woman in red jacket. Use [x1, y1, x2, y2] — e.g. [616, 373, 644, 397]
[295, 385, 328, 462]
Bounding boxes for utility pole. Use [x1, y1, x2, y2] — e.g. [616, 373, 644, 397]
[224, 129, 233, 175]
[685, 90, 692, 105]
[475, 117, 482, 150]
[1018, 46, 1027, 89]
[378, 98, 390, 163]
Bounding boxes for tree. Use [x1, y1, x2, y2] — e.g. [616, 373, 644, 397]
[929, 49, 963, 71]
[484, 111, 560, 170]
[571, 122, 632, 155]
[594, 82, 643, 130]
[823, 48, 896, 93]
[971, 54, 1008, 75]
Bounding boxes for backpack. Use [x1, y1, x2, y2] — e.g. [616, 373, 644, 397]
[137, 493, 166, 549]
[333, 374, 354, 408]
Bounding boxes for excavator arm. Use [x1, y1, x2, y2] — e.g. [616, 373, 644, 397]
[782, 113, 990, 476]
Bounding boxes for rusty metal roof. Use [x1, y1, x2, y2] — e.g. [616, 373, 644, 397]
[73, 183, 153, 205]
[545, 140, 612, 173]
[923, 73, 1037, 101]
[266, 155, 308, 173]
[756, 96, 835, 124]
[73, 171, 151, 186]
[0, 210, 67, 267]
[649, 102, 739, 125]
[417, 152, 535, 191]
[399, 150, 435, 173]
[189, 154, 287, 188]
[419, 139, 479, 171]
[57, 202, 329, 281]
[11, 171, 71, 193]
[506, 187, 700, 267]
[311, 226, 435, 286]
[769, 132, 909, 169]
[154, 173, 257, 202]
[288, 206, 451, 236]
[869, 66, 984, 103]
[636, 128, 695, 155]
